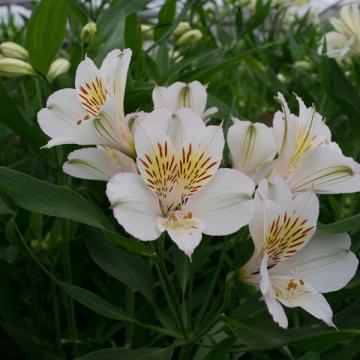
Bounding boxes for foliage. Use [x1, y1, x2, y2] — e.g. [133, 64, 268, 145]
[0, 0, 360, 359]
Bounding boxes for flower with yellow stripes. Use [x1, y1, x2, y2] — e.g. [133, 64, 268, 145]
[241, 177, 358, 328]
[107, 108, 255, 257]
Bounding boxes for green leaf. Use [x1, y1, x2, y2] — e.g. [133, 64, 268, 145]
[0, 81, 45, 150]
[319, 214, 360, 234]
[95, 0, 151, 61]
[58, 281, 132, 322]
[75, 347, 173, 360]
[85, 236, 154, 302]
[179, 43, 276, 82]
[154, 0, 177, 40]
[0, 167, 154, 257]
[320, 57, 360, 131]
[26, 0, 67, 75]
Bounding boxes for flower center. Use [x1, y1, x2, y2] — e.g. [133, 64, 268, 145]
[158, 210, 201, 231]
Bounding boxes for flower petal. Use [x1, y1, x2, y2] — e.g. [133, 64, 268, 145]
[63, 147, 136, 181]
[92, 95, 135, 156]
[37, 88, 101, 148]
[260, 253, 288, 329]
[100, 48, 132, 118]
[158, 213, 204, 258]
[271, 232, 359, 293]
[106, 173, 162, 241]
[185, 168, 255, 236]
[75, 57, 108, 117]
[272, 276, 334, 327]
[287, 147, 360, 194]
[228, 119, 276, 179]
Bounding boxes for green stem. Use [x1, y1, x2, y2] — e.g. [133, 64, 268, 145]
[62, 220, 79, 356]
[50, 271, 61, 348]
[155, 235, 187, 338]
[194, 246, 225, 329]
[125, 288, 134, 348]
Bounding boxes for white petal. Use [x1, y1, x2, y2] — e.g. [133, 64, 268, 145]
[288, 147, 360, 194]
[273, 277, 334, 327]
[93, 95, 135, 156]
[152, 82, 185, 113]
[272, 92, 331, 179]
[158, 214, 204, 258]
[260, 254, 288, 329]
[37, 89, 101, 148]
[63, 147, 136, 181]
[248, 190, 319, 270]
[75, 57, 108, 116]
[228, 119, 276, 179]
[100, 48, 132, 117]
[186, 81, 208, 116]
[185, 168, 255, 236]
[271, 232, 359, 293]
[106, 173, 162, 241]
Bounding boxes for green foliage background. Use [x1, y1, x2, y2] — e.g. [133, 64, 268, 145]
[1, 0, 360, 359]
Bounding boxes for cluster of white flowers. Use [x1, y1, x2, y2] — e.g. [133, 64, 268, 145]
[37, 48, 359, 330]
[319, 4, 360, 60]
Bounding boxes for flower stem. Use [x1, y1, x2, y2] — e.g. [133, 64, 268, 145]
[155, 234, 187, 338]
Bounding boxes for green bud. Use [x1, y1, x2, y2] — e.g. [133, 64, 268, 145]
[81, 22, 97, 45]
[141, 24, 154, 41]
[0, 58, 35, 77]
[47, 58, 70, 81]
[176, 29, 203, 47]
[173, 21, 191, 38]
[294, 60, 313, 71]
[0, 41, 28, 60]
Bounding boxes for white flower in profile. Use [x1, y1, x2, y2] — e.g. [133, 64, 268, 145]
[269, 92, 360, 194]
[319, 4, 360, 59]
[37, 49, 135, 157]
[63, 146, 136, 181]
[227, 118, 277, 181]
[241, 177, 358, 328]
[152, 81, 217, 121]
[107, 109, 255, 258]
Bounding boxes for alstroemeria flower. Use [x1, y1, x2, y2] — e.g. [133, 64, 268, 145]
[227, 118, 277, 181]
[241, 177, 358, 328]
[107, 108, 255, 257]
[319, 4, 360, 59]
[37, 49, 135, 157]
[152, 81, 217, 121]
[63, 146, 136, 181]
[269, 93, 360, 194]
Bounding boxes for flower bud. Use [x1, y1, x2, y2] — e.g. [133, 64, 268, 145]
[176, 29, 203, 47]
[47, 58, 70, 81]
[141, 24, 154, 41]
[294, 60, 313, 71]
[0, 58, 35, 77]
[0, 41, 28, 60]
[276, 73, 287, 83]
[173, 21, 191, 37]
[81, 22, 97, 45]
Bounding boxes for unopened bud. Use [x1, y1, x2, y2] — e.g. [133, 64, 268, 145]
[141, 24, 154, 41]
[176, 29, 203, 47]
[276, 73, 287, 83]
[0, 41, 28, 60]
[173, 21, 191, 37]
[47, 58, 70, 81]
[294, 60, 313, 71]
[0, 58, 35, 77]
[81, 22, 97, 45]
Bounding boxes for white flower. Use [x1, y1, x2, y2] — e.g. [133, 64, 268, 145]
[152, 81, 217, 121]
[227, 118, 276, 181]
[270, 92, 360, 194]
[242, 177, 358, 328]
[106, 109, 254, 258]
[63, 146, 136, 181]
[319, 4, 360, 59]
[37, 49, 135, 157]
